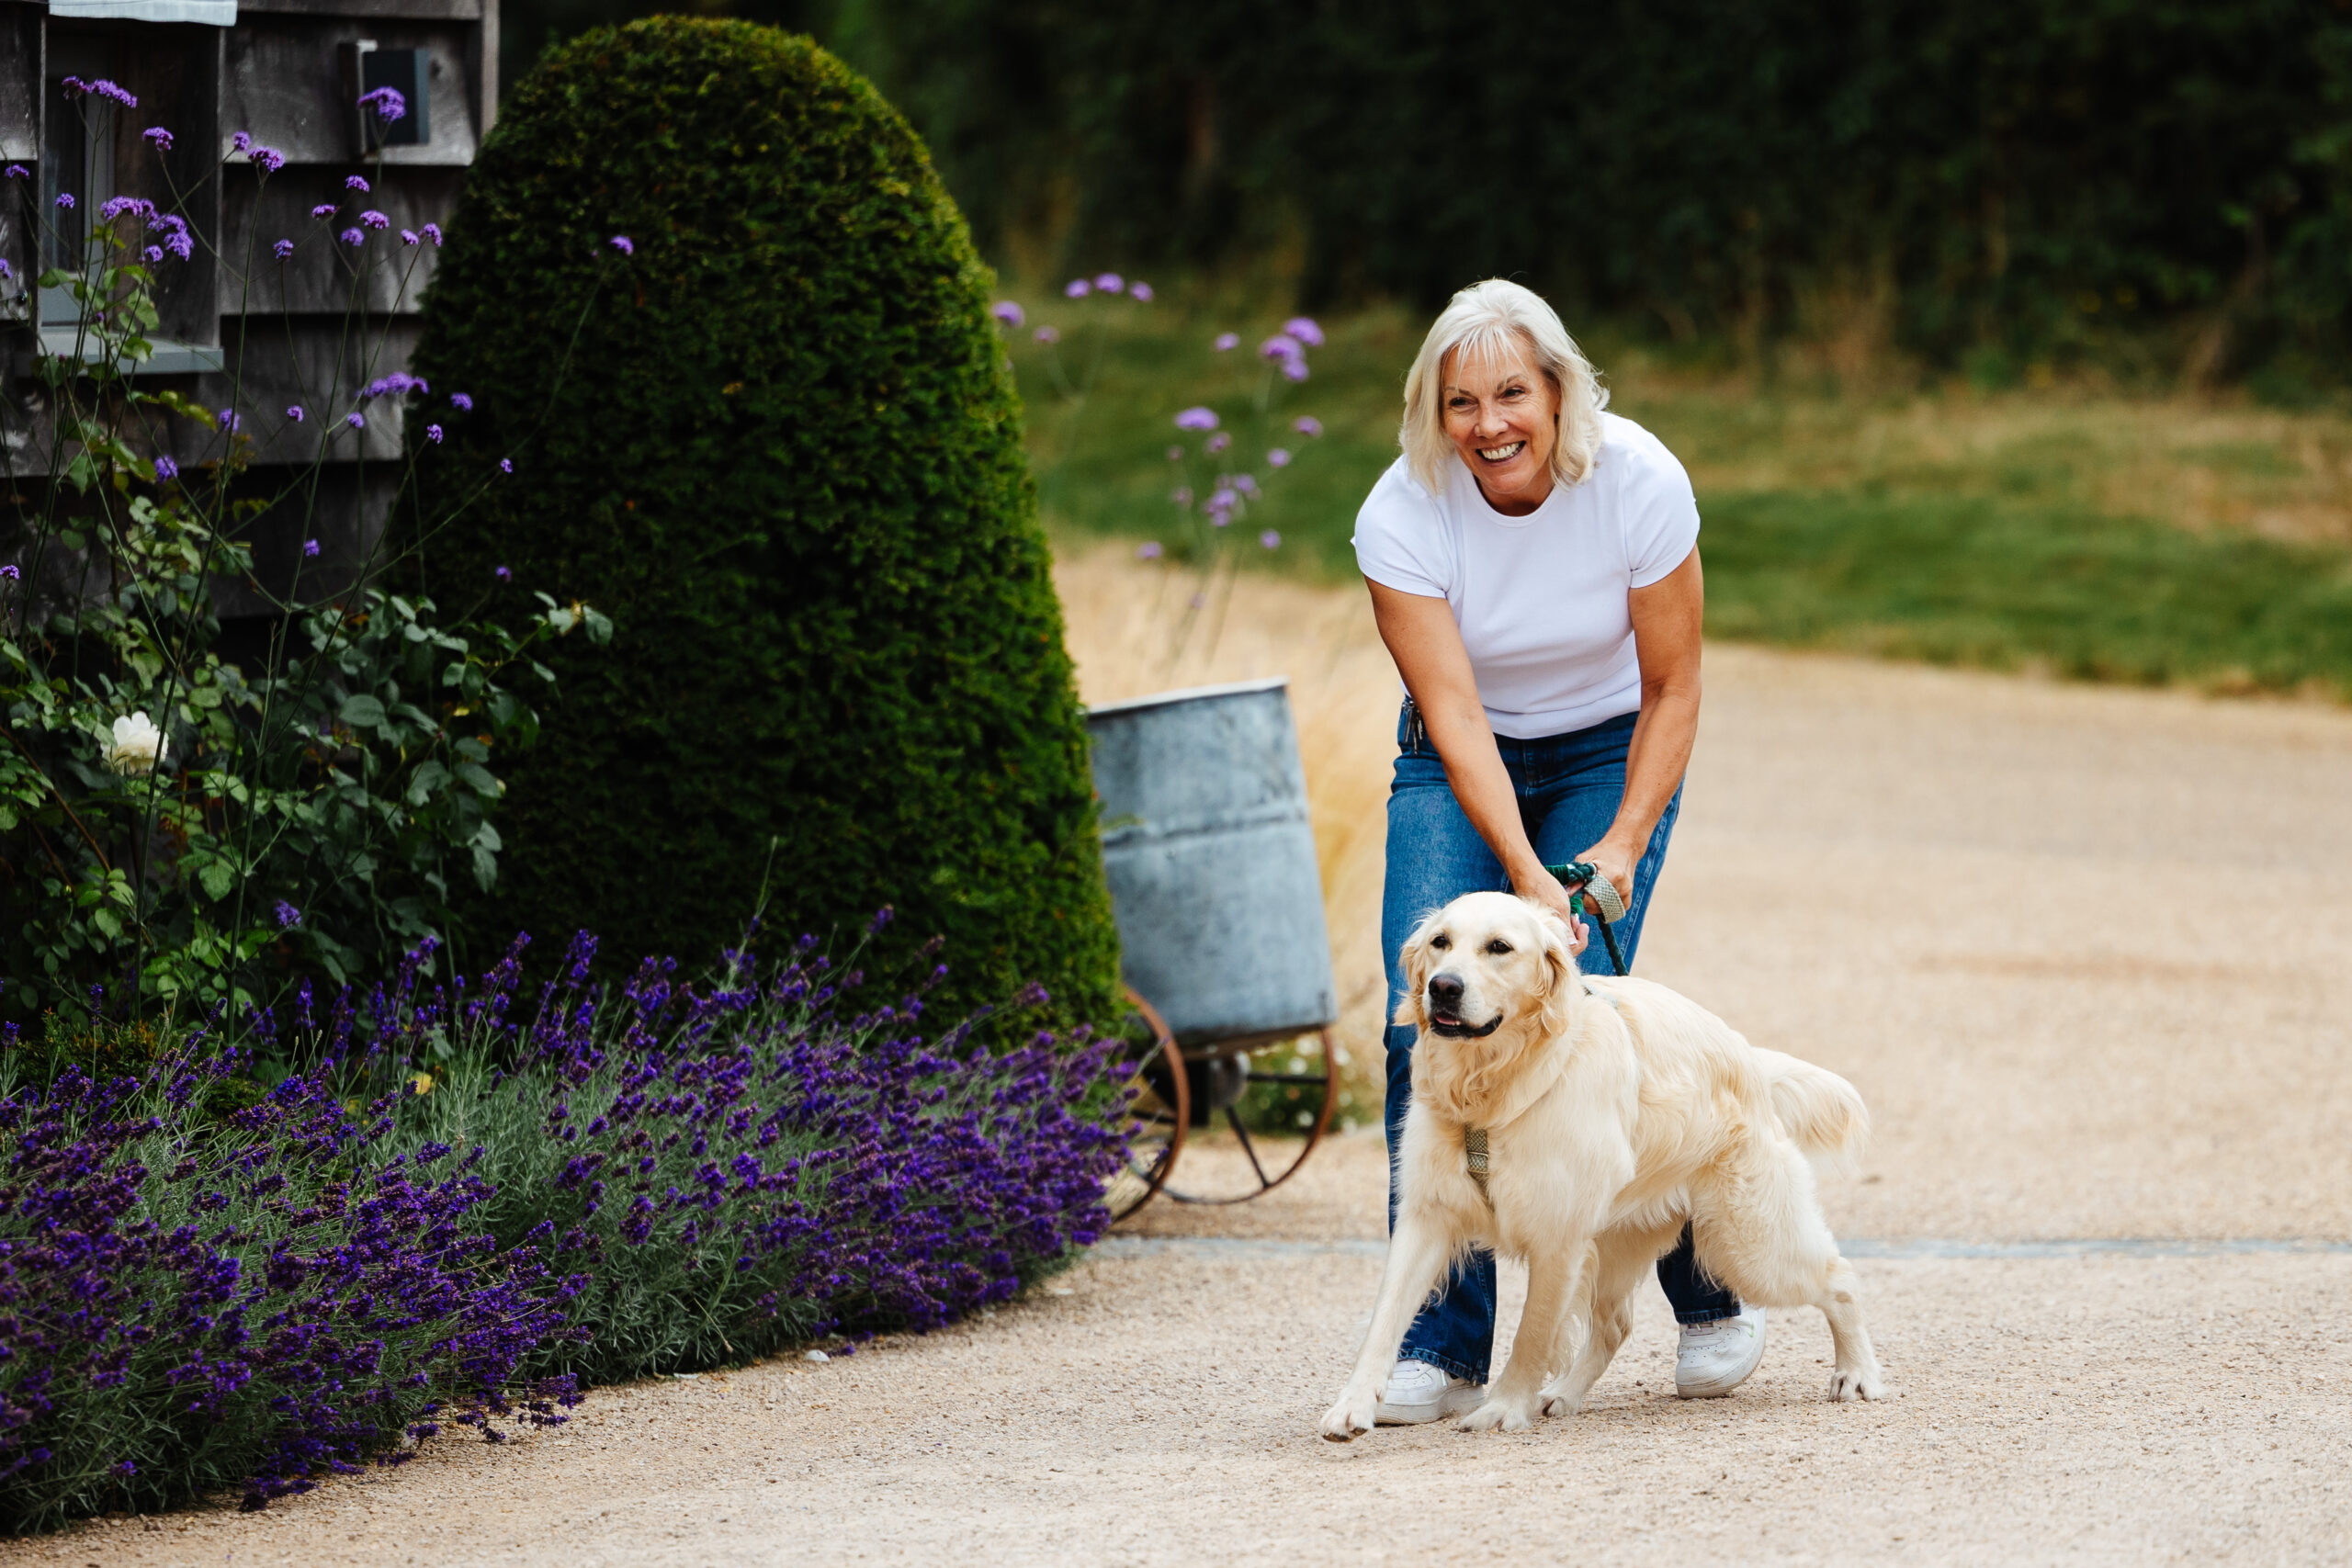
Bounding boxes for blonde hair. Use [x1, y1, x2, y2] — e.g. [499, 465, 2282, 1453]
[1399, 279, 1607, 495]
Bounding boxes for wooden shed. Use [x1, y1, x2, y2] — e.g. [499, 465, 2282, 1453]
[0, 0, 496, 619]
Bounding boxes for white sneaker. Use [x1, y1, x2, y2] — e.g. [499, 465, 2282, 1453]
[1675, 1303, 1766, 1398]
[1374, 1359, 1486, 1425]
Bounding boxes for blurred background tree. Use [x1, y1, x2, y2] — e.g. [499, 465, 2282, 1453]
[500, 0, 2352, 387]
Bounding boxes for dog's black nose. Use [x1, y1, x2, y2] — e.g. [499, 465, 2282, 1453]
[1428, 973, 1464, 1009]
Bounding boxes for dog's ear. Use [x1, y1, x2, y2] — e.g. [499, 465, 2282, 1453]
[1533, 905, 1579, 1040]
[1394, 913, 1438, 1029]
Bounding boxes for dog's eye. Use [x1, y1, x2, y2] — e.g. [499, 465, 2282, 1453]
[1486, 939, 1513, 955]
[1430, 933, 1451, 951]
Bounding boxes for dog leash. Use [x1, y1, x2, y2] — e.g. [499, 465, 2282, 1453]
[1463, 862, 1629, 1205]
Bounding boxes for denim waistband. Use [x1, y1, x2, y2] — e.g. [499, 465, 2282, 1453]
[1396, 695, 1638, 764]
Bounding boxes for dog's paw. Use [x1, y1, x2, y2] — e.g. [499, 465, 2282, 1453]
[1827, 1365, 1886, 1402]
[1319, 1388, 1376, 1442]
[1456, 1396, 1535, 1434]
[1540, 1389, 1584, 1419]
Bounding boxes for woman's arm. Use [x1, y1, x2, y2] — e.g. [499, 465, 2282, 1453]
[1576, 547, 1704, 912]
[1365, 581, 1588, 940]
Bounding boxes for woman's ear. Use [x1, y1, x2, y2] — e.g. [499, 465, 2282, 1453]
[1535, 908, 1578, 1039]
[1394, 915, 1436, 1029]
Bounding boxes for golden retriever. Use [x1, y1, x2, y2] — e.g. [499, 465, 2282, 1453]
[1319, 890, 1886, 1439]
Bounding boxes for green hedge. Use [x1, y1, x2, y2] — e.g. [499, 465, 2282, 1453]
[409, 17, 1121, 1034]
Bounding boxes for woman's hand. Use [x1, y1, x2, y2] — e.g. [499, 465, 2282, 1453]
[1570, 839, 1638, 923]
[1518, 865, 1590, 957]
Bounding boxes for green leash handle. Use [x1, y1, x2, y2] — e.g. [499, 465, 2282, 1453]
[1544, 860, 1629, 977]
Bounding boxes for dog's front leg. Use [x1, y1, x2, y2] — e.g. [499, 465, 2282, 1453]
[1458, 1239, 1584, 1433]
[1318, 1206, 1453, 1442]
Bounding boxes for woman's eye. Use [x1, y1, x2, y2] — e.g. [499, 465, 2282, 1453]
[1486, 940, 1513, 954]
[1430, 934, 1452, 950]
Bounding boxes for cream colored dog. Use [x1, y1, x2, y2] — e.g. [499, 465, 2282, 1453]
[1319, 890, 1887, 1440]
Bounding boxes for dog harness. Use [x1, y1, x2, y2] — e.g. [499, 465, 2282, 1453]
[1463, 984, 1619, 1208]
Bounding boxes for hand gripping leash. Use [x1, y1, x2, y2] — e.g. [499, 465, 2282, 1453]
[1544, 860, 1628, 976]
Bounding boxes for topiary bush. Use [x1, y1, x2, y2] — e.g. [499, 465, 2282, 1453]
[408, 17, 1120, 1033]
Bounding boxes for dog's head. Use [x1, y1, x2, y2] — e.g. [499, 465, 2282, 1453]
[1395, 890, 1580, 1046]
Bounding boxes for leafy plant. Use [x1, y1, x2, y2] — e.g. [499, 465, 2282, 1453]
[0, 79, 616, 1031]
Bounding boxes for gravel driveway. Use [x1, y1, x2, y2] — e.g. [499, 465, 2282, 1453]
[17, 607, 2352, 1566]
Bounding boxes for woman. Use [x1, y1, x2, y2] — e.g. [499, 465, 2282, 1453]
[1352, 278, 1760, 1424]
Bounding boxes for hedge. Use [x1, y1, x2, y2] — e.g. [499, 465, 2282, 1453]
[409, 17, 1121, 1034]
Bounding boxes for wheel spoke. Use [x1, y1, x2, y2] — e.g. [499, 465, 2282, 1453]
[1241, 1071, 1328, 1087]
[1225, 1107, 1274, 1190]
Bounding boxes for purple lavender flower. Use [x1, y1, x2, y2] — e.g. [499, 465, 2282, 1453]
[311, 203, 337, 220]
[359, 85, 407, 122]
[426, 423, 444, 444]
[274, 238, 294, 260]
[1173, 406, 1218, 432]
[345, 412, 365, 430]
[288, 405, 304, 423]
[360, 209, 390, 231]
[142, 127, 173, 151]
[153, 455, 178, 481]
[347, 175, 371, 192]
[1064, 278, 1090, 299]
[609, 235, 633, 255]
[1267, 447, 1292, 468]
[1033, 325, 1059, 344]
[1294, 415, 1323, 437]
[340, 227, 363, 246]
[990, 300, 1024, 328]
[1130, 282, 1154, 301]
[495, 565, 513, 581]
[1093, 272, 1123, 293]
[1205, 431, 1231, 454]
[423, 222, 443, 246]
[1214, 332, 1239, 352]
[450, 392, 473, 412]
[1137, 541, 1163, 559]
[1260, 529, 1282, 549]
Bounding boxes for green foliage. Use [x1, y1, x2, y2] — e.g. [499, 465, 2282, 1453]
[0, 133, 604, 1030]
[410, 17, 1122, 1035]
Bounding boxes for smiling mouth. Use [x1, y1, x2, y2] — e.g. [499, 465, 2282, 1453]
[1428, 1009, 1506, 1039]
[1476, 441, 1525, 463]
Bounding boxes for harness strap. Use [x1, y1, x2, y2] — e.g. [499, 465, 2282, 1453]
[1461, 986, 1622, 1203]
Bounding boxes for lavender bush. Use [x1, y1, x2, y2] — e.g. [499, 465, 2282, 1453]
[0, 921, 1128, 1529]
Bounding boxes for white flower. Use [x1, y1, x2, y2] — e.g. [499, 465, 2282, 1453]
[106, 711, 169, 774]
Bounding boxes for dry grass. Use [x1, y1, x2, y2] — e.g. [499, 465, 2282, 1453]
[1053, 542, 1396, 1122]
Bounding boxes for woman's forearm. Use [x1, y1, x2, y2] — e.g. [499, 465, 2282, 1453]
[1418, 696, 1546, 886]
[1608, 680, 1699, 854]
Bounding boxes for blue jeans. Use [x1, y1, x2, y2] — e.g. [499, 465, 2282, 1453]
[1383, 704, 1736, 1384]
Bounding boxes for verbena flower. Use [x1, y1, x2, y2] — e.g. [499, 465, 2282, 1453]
[216, 408, 241, 433]
[1170, 486, 1192, 505]
[1033, 325, 1059, 344]
[495, 565, 512, 581]
[1261, 529, 1282, 548]
[1063, 278, 1090, 298]
[609, 235, 633, 255]
[450, 392, 473, 412]
[1130, 282, 1154, 301]
[1283, 316, 1325, 347]
[990, 300, 1024, 328]
[401, 229, 419, 245]
[1137, 541, 1163, 559]
[311, 203, 337, 220]
[359, 209, 390, 231]
[0, 564, 17, 581]
[422, 222, 443, 245]
[1214, 332, 1239, 351]
[425, 423, 444, 444]
[1174, 407, 1218, 432]
[499, 458, 513, 473]
[1294, 415, 1323, 436]
[1267, 448, 1292, 468]
[302, 538, 321, 557]
[1234, 473, 1259, 495]
[142, 126, 172, 151]
[1093, 272, 1123, 293]
[153, 455, 178, 481]
[53, 193, 72, 210]
[105, 711, 168, 773]
[1205, 431, 1231, 454]
[251, 146, 286, 173]
[1260, 333, 1302, 361]
[340, 227, 363, 246]
[1282, 358, 1310, 383]
[1, 164, 24, 179]
[273, 899, 302, 928]
[62, 77, 136, 107]
[345, 412, 365, 430]
[287, 405, 304, 422]
[359, 85, 407, 122]
[346, 175, 371, 192]
[231, 130, 252, 153]
[141, 244, 162, 263]
[273, 238, 293, 260]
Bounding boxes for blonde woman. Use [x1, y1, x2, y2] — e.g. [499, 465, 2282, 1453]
[1353, 278, 1758, 1423]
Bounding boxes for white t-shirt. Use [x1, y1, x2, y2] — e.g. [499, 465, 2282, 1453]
[1351, 412, 1701, 739]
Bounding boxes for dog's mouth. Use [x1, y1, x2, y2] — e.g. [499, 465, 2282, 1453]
[1427, 1009, 1506, 1039]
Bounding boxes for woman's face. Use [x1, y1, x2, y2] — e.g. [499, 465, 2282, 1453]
[1440, 340, 1558, 514]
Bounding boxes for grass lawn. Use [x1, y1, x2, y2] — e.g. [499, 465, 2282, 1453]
[1005, 290, 2352, 699]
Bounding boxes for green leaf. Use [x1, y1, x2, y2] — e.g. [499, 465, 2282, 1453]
[406, 759, 451, 805]
[340, 694, 388, 728]
[198, 859, 234, 900]
[471, 842, 498, 891]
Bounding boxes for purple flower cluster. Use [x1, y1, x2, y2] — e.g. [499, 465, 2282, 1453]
[61, 77, 136, 108]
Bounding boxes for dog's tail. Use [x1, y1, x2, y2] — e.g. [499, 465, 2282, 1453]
[1753, 1048, 1869, 1174]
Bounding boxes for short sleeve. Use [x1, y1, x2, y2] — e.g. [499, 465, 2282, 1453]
[1619, 436, 1702, 588]
[1351, 460, 1454, 599]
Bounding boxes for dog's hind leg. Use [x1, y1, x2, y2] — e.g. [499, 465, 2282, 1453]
[1814, 1254, 1886, 1402]
[1319, 1206, 1454, 1441]
[1542, 1228, 1673, 1416]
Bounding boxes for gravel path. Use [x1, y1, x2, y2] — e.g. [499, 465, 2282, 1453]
[17, 615, 2352, 1565]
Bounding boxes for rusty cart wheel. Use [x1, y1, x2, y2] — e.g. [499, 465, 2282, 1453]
[1161, 1027, 1339, 1206]
[1104, 988, 1189, 1222]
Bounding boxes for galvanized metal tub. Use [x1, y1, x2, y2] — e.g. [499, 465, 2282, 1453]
[1086, 677, 1338, 1055]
